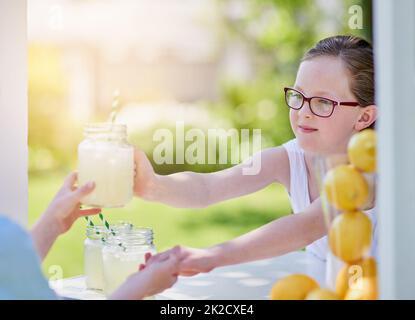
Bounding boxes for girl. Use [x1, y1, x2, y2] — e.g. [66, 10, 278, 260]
[134, 35, 378, 284]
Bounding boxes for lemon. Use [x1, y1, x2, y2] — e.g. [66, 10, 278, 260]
[329, 211, 372, 263]
[323, 164, 369, 211]
[344, 277, 378, 300]
[270, 274, 319, 300]
[336, 257, 377, 298]
[305, 288, 340, 300]
[348, 129, 377, 173]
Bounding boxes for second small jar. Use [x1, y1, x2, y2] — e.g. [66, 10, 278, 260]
[84, 222, 134, 291]
[102, 228, 156, 296]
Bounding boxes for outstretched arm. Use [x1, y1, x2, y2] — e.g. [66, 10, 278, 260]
[156, 198, 326, 276]
[134, 146, 290, 208]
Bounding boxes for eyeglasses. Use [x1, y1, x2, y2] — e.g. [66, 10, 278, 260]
[284, 87, 360, 118]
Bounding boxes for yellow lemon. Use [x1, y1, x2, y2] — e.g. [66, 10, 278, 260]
[270, 274, 319, 300]
[344, 277, 378, 300]
[348, 129, 377, 173]
[336, 257, 377, 298]
[305, 288, 340, 300]
[329, 211, 372, 263]
[323, 164, 369, 211]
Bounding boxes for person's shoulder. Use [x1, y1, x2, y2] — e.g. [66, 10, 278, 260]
[0, 216, 35, 262]
[0, 215, 26, 231]
[0, 215, 58, 300]
[282, 138, 303, 154]
[0, 216, 29, 246]
[260, 144, 290, 187]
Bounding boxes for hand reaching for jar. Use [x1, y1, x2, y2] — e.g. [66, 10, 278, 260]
[110, 251, 180, 300]
[30, 172, 101, 260]
[133, 148, 158, 200]
[148, 246, 218, 277]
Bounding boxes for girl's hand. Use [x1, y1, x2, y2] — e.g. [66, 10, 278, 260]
[110, 252, 180, 300]
[149, 246, 218, 277]
[42, 172, 101, 234]
[133, 148, 157, 200]
[31, 172, 101, 260]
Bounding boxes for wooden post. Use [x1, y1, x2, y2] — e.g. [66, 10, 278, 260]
[374, 0, 415, 299]
[0, 0, 28, 226]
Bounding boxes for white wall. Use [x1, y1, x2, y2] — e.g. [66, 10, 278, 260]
[374, 0, 415, 299]
[0, 0, 28, 226]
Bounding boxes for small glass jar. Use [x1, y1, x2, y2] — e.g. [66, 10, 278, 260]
[102, 228, 156, 297]
[78, 123, 134, 208]
[84, 222, 134, 291]
[84, 226, 110, 290]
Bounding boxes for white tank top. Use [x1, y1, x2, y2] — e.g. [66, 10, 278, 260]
[282, 139, 378, 263]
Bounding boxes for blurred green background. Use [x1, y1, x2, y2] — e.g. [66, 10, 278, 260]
[28, 0, 370, 278]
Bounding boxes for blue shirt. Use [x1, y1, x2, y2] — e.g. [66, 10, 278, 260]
[0, 215, 57, 299]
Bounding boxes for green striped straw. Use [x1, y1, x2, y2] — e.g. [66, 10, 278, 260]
[84, 216, 95, 228]
[98, 212, 126, 251]
[98, 213, 116, 236]
[81, 202, 126, 251]
[84, 215, 107, 243]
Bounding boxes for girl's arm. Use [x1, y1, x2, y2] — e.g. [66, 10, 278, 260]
[155, 198, 326, 276]
[134, 146, 290, 208]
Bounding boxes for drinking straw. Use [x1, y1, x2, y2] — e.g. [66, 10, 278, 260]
[84, 216, 95, 227]
[98, 212, 116, 236]
[84, 215, 107, 243]
[109, 89, 121, 124]
[98, 212, 127, 251]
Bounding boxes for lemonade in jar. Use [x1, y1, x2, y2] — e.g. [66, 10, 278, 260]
[78, 123, 134, 208]
[84, 222, 134, 290]
[102, 228, 156, 297]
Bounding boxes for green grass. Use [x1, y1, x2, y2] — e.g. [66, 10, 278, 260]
[29, 172, 291, 279]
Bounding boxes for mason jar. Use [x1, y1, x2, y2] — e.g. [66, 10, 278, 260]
[78, 123, 134, 208]
[84, 222, 134, 291]
[84, 225, 110, 290]
[102, 228, 156, 297]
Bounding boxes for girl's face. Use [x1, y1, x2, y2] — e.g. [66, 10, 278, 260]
[289, 56, 373, 155]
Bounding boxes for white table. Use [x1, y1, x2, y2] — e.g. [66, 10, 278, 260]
[50, 251, 326, 300]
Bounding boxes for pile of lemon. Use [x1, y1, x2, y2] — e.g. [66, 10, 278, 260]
[270, 129, 378, 300]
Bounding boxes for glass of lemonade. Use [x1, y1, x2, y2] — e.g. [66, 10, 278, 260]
[78, 123, 134, 208]
[102, 228, 156, 297]
[84, 225, 110, 290]
[84, 222, 134, 291]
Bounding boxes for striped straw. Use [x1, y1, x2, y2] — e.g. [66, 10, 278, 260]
[108, 89, 121, 124]
[84, 216, 95, 227]
[84, 215, 107, 243]
[98, 212, 126, 251]
[98, 212, 115, 236]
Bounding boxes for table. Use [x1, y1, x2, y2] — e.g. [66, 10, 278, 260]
[50, 251, 326, 300]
